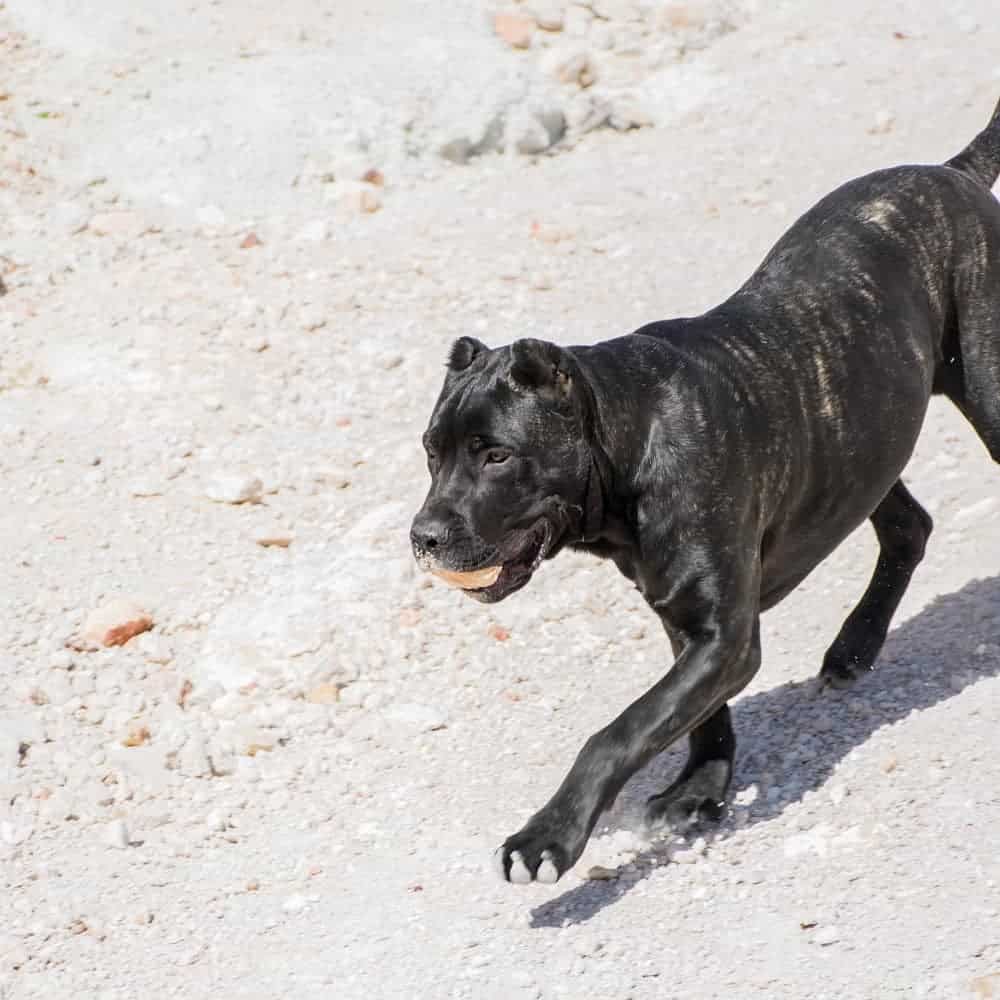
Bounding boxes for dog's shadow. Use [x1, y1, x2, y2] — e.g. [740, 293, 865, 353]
[530, 575, 1000, 928]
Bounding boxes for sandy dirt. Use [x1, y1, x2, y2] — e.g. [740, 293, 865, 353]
[2, 2, 1000, 998]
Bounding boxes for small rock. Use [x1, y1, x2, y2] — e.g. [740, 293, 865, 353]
[494, 11, 535, 49]
[536, 107, 568, 145]
[87, 211, 147, 239]
[385, 703, 447, 732]
[122, 724, 151, 748]
[954, 497, 996, 522]
[590, 22, 615, 50]
[197, 205, 226, 226]
[296, 219, 329, 242]
[542, 45, 598, 87]
[299, 306, 327, 332]
[609, 99, 654, 131]
[585, 864, 619, 880]
[82, 599, 154, 648]
[592, 0, 640, 19]
[0, 936, 30, 970]
[440, 137, 474, 165]
[138, 632, 174, 665]
[564, 5, 593, 36]
[971, 974, 1000, 999]
[881, 756, 898, 773]
[336, 182, 382, 214]
[508, 110, 553, 155]
[868, 110, 894, 135]
[240, 232, 262, 249]
[814, 926, 840, 946]
[306, 682, 341, 705]
[361, 168, 385, 187]
[104, 819, 129, 849]
[179, 734, 213, 776]
[530, 2, 565, 31]
[672, 848, 700, 864]
[487, 623, 511, 642]
[204, 473, 263, 505]
[256, 531, 294, 549]
[205, 810, 227, 832]
[177, 678, 194, 708]
[531, 220, 574, 244]
[130, 479, 163, 498]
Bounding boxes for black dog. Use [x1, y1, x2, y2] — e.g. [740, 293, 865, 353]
[411, 100, 1000, 885]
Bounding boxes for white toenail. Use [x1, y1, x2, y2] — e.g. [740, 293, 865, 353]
[508, 850, 532, 884]
[536, 850, 559, 884]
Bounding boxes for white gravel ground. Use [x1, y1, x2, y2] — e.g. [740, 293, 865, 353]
[2, 2, 1000, 998]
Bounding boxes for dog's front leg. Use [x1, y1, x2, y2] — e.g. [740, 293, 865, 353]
[495, 615, 760, 884]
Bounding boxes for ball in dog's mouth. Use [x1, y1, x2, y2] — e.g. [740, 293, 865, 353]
[429, 521, 550, 603]
[429, 564, 503, 590]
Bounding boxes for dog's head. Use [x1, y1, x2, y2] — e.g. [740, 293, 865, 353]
[410, 336, 598, 603]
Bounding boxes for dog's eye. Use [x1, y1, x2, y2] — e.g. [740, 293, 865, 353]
[484, 448, 510, 465]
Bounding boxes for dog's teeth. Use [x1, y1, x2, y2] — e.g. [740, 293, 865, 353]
[536, 851, 559, 884]
[508, 851, 532, 884]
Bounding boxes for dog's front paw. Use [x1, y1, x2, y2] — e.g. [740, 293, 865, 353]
[494, 812, 588, 885]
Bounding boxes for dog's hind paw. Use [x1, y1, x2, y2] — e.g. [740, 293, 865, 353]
[819, 656, 874, 689]
[644, 759, 730, 832]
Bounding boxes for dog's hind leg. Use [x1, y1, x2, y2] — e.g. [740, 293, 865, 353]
[819, 481, 932, 688]
[644, 703, 735, 830]
[940, 285, 1000, 464]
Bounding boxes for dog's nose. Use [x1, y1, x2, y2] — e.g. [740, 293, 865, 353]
[410, 512, 450, 552]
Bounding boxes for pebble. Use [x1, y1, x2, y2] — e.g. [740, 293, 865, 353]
[197, 205, 226, 226]
[530, 2, 565, 31]
[384, 702, 447, 732]
[494, 11, 535, 49]
[255, 530, 294, 549]
[336, 182, 382, 214]
[585, 865, 619, 880]
[104, 819, 130, 850]
[87, 211, 146, 239]
[204, 473, 263, 505]
[814, 926, 840, 946]
[296, 219, 329, 242]
[542, 45, 598, 87]
[282, 894, 310, 914]
[205, 810, 227, 832]
[306, 682, 341, 705]
[82, 599, 154, 648]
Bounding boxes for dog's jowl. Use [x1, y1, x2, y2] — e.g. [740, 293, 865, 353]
[411, 100, 1000, 885]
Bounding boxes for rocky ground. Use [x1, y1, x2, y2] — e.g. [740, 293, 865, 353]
[2, 1, 1000, 998]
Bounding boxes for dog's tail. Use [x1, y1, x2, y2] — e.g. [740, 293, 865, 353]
[946, 96, 1000, 187]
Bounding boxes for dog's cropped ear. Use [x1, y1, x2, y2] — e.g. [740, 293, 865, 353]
[509, 338, 572, 399]
[447, 336, 489, 372]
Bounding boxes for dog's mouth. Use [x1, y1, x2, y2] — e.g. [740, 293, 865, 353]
[465, 520, 551, 603]
[427, 520, 551, 604]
